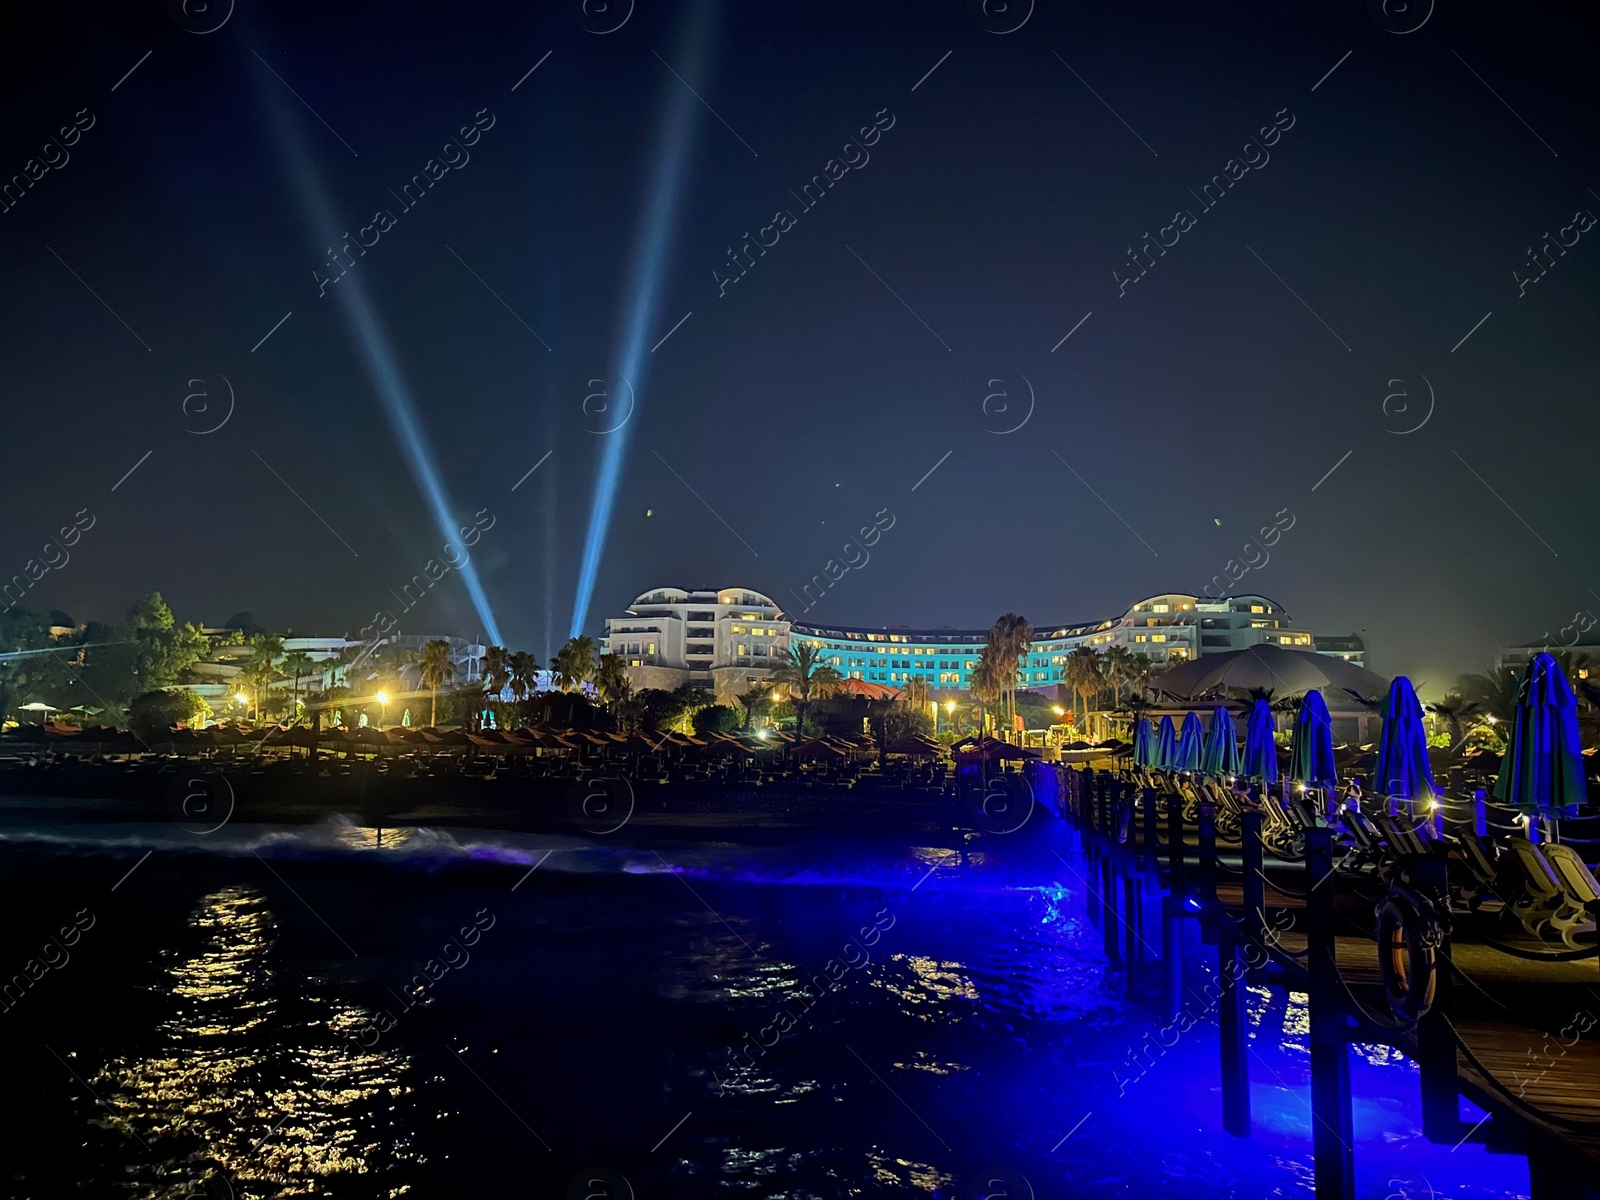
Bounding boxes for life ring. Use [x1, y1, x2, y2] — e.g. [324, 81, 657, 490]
[1375, 886, 1446, 1022]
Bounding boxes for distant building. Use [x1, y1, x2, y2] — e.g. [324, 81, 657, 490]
[187, 631, 484, 713]
[602, 587, 790, 703]
[1313, 633, 1366, 669]
[1494, 641, 1599, 677]
[602, 588, 1336, 704]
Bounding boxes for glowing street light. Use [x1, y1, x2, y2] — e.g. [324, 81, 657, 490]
[233, 692, 249, 705]
[375, 690, 390, 728]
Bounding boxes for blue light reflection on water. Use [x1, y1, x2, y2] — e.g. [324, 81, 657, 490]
[0, 821, 1535, 1198]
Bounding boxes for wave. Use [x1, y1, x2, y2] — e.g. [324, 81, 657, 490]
[0, 816, 1066, 891]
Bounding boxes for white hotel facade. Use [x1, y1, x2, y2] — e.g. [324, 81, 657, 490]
[601, 586, 1364, 705]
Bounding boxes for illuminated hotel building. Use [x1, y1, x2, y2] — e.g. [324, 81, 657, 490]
[602, 586, 792, 701]
[603, 588, 1330, 702]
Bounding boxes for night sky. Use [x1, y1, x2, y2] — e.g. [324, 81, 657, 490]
[3, 1, 1597, 685]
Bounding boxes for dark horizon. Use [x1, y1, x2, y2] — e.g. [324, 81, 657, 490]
[4, 1, 1598, 688]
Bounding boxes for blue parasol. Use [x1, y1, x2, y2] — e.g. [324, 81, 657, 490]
[1288, 690, 1337, 791]
[1493, 652, 1588, 819]
[1201, 707, 1241, 778]
[1133, 716, 1156, 768]
[1372, 676, 1435, 813]
[1242, 698, 1279, 784]
[1155, 715, 1177, 770]
[1172, 711, 1204, 772]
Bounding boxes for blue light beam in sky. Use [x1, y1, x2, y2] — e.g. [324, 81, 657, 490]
[254, 60, 503, 646]
[570, 14, 710, 636]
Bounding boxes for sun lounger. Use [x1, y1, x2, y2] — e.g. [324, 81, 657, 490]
[1333, 805, 1388, 873]
[1537, 843, 1600, 948]
[1503, 838, 1592, 945]
[1445, 827, 1503, 913]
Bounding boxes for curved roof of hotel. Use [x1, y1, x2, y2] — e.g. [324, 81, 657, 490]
[619, 588, 1291, 641]
[628, 586, 780, 607]
[790, 591, 1288, 643]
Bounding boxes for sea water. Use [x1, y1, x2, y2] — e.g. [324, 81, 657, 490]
[0, 815, 1532, 1198]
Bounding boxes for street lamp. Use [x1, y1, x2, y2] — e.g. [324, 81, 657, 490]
[375, 690, 390, 728]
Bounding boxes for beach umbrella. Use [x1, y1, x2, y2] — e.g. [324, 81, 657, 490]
[1288, 690, 1338, 792]
[1132, 717, 1156, 768]
[1154, 715, 1177, 770]
[1242, 699, 1278, 784]
[1201, 707, 1241, 778]
[1172, 712, 1204, 771]
[1372, 676, 1435, 812]
[1493, 651, 1588, 821]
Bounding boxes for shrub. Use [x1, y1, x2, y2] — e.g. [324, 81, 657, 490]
[692, 704, 741, 736]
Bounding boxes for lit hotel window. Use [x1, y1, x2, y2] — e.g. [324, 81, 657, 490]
[1151, 634, 1167, 642]
[1251, 605, 1265, 613]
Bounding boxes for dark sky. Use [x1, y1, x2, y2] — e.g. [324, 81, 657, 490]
[3, 1, 1596, 686]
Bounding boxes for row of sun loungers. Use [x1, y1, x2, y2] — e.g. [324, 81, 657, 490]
[1124, 767, 1600, 950]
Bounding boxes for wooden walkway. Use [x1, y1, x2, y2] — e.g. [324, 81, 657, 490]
[1059, 769, 1600, 1197]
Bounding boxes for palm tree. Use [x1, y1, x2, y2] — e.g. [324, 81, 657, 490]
[1064, 646, 1103, 732]
[416, 640, 455, 727]
[593, 653, 633, 708]
[507, 650, 539, 704]
[1123, 651, 1154, 700]
[771, 642, 842, 737]
[737, 684, 771, 730]
[551, 636, 597, 693]
[1457, 667, 1521, 728]
[981, 614, 1032, 739]
[613, 691, 649, 735]
[482, 645, 510, 698]
[899, 675, 930, 710]
[1101, 645, 1137, 706]
[280, 650, 317, 719]
[242, 633, 283, 720]
[1425, 692, 1482, 751]
[968, 649, 1003, 737]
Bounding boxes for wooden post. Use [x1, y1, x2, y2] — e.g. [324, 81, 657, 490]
[1306, 827, 1354, 1200]
[1102, 836, 1121, 963]
[1242, 810, 1265, 983]
[1143, 787, 1159, 867]
[1528, 1138, 1600, 1200]
[1160, 892, 1181, 1022]
[1198, 803, 1218, 946]
[1413, 855, 1459, 1143]
[1218, 927, 1250, 1136]
[1165, 788, 1184, 883]
[1123, 858, 1142, 999]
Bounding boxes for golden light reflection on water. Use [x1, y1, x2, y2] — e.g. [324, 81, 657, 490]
[324, 824, 428, 852]
[870, 954, 980, 1018]
[865, 1150, 953, 1194]
[90, 886, 415, 1197]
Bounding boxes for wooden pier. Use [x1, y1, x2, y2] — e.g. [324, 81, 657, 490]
[1056, 766, 1600, 1199]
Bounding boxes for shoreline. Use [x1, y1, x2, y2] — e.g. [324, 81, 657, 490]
[0, 761, 978, 846]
